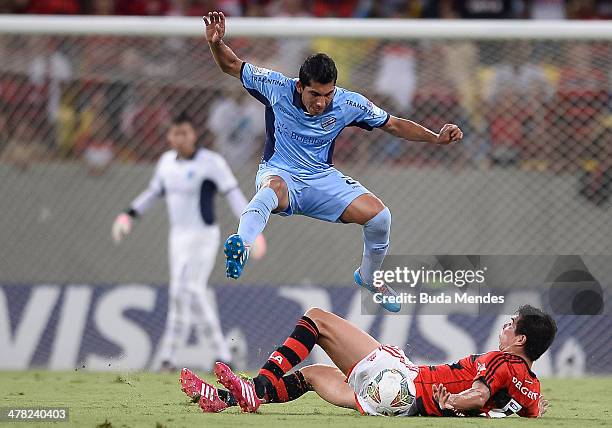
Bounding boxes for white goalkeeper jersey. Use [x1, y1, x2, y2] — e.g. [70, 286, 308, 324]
[130, 148, 239, 230]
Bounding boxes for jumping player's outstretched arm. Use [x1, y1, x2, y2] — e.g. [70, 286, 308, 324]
[382, 116, 463, 145]
[204, 11, 242, 79]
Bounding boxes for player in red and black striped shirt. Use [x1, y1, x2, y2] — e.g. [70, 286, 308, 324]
[418, 347, 545, 416]
[417, 306, 556, 417]
[180, 305, 556, 418]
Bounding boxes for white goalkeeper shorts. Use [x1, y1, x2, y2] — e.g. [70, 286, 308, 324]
[168, 226, 220, 294]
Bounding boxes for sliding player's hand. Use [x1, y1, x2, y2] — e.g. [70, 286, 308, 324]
[537, 396, 550, 417]
[436, 124, 463, 145]
[432, 383, 455, 410]
[203, 11, 226, 43]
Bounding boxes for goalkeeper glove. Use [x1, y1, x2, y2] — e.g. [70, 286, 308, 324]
[112, 212, 133, 244]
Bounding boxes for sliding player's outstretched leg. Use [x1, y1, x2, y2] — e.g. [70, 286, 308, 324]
[225, 175, 289, 278]
[213, 309, 321, 412]
[213, 307, 381, 413]
[205, 364, 354, 412]
[212, 310, 317, 412]
[341, 194, 400, 312]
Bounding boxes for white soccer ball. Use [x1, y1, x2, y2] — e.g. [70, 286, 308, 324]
[365, 368, 415, 416]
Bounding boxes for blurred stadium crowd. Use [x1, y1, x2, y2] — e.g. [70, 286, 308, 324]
[0, 1, 611, 207]
[1, 0, 612, 19]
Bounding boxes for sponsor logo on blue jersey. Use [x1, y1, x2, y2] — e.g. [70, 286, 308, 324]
[290, 131, 333, 146]
[345, 99, 378, 118]
[252, 75, 286, 87]
[322, 116, 337, 131]
[251, 66, 271, 75]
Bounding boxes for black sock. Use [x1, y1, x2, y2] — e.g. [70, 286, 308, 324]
[258, 316, 319, 386]
[254, 370, 311, 403]
[275, 370, 311, 403]
[217, 389, 238, 407]
[253, 374, 276, 401]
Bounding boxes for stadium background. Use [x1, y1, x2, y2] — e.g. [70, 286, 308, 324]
[1, 0, 611, 383]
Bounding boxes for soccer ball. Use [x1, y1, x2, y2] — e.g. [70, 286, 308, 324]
[365, 369, 415, 416]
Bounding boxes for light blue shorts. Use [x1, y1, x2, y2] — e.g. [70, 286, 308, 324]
[255, 163, 370, 223]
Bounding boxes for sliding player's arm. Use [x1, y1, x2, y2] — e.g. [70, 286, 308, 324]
[435, 383, 548, 418]
[204, 11, 242, 79]
[111, 162, 164, 243]
[382, 116, 463, 145]
[432, 381, 490, 413]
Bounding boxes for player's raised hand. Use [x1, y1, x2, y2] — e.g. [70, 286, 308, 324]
[436, 123, 463, 145]
[203, 11, 226, 43]
[537, 396, 550, 417]
[112, 213, 132, 244]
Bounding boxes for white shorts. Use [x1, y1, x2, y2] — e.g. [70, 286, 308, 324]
[169, 226, 220, 294]
[346, 345, 419, 416]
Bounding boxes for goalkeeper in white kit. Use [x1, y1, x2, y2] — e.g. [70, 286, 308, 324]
[112, 112, 266, 371]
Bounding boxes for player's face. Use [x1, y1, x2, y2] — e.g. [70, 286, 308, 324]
[498, 316, 518, 351]
[167, 122, 197, 157]
[297, 80, 335, 116]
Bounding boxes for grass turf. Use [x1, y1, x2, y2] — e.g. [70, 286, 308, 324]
[0, 371, 610, 427]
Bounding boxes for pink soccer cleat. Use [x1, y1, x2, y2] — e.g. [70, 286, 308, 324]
[179, 368, 228, 412]
[198, 382, 229, 413]
[179, 368, 205, 401]
[214, 361, 260, 413]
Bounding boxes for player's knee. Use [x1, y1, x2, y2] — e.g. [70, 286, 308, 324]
[261, 176, 288, 200]
[379, 206, 391, 228]
[304, 307, 330, 332]
[305, 307, 326, 320]
[366, 206, 391, 233]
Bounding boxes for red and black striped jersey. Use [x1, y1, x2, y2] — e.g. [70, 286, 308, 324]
[414, 351, 541, 418]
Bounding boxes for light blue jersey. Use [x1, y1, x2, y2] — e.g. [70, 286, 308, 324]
[240, 62, 390, 175]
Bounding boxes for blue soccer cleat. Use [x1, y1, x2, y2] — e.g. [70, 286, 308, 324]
[354, 269, 401, 313]
[224, 234, 249, 279]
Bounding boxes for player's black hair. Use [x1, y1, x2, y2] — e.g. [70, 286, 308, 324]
[172, 112, 194, 126]
[515, 305, 557, 361]
[299, 53, 337, 87]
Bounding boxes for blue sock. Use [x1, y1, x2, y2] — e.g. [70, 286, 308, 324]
[237, 187, 279, 245]
[360, 207, 391, 285]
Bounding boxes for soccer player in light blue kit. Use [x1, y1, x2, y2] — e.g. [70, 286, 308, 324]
[204, 12, 463, 312]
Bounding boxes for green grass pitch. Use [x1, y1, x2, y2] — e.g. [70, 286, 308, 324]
[1, 371, 610, 427]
